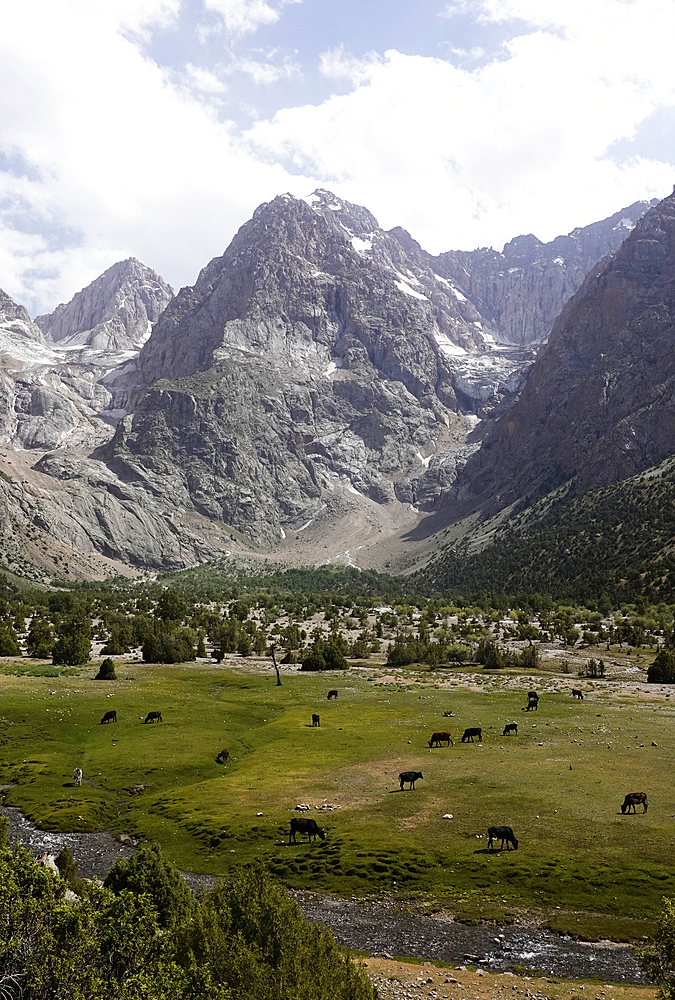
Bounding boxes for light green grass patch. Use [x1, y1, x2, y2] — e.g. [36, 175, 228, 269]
[0, 663, 673, 930]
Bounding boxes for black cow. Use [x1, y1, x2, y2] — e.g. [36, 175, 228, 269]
[216, 749, 229, 764]
[312, 714, 320, 727]
[526, 691, 539, 711]
[100, 710, 117, 724]
[621, 792, 648, 814]
[399, 770, 423, 789]
[572, 688, 584, 700]
[502, 723, 517, 736]
[144, 711, 162, 723]
[327, 690, 338, 700]
[462, 727, 482, 742]
[289, 817, 325, 843]
[488, 826, 518, 851]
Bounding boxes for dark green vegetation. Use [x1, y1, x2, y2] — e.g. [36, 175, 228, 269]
[0, 829, 374, 1000]
[422, 459, 675, 604]
[1, 659, 673, 934]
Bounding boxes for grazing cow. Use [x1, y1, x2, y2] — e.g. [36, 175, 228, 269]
[289, 817, 325, 843]
[526, 691, 539, 711]
[399, 770, 424, 790]
[216, 749, 229, 764]
[327, 690, 338, 700]
[502, 723, 518, 736]
[144, 711, 162, 724]
[621, 792, 648, 814]
[72, 767, 83, 787]
[100, 710, 117, 724]
[312, 714, 320, 727]
[488, 826, 518, 851]
[461, 727, 482, 743]
[572, 689, 584, 700]
[428, 731, 453, 747]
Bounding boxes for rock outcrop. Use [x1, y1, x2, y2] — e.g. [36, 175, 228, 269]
[453, 186, 675, 516]
[430, 199, 657, 345]
[36, 258, 174, 351]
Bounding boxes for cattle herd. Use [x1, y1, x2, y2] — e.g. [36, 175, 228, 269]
[75, 683, 649, 855]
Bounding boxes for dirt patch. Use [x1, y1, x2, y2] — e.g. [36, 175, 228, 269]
[363, 957, 655, 1000]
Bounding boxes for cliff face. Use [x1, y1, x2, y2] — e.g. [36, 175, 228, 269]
[432, 200, 657, 345]
[454, 187, 675, 514]
[35, 258, 174, 351]
[95, 190, 537, 542]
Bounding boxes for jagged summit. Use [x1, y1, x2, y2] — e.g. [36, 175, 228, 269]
[36, 258, 174, 352]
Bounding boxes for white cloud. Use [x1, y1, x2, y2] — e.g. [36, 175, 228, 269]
[0, 0, 311, 313]
[230, 55, 301, 85]
[247, 1, 675, 252]
[319, 46, 383, 86]
[1, 0, 675, 318]
[202, 0, 300, 35]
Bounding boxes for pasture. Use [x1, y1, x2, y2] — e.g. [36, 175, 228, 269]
[0, 657, 673, 934]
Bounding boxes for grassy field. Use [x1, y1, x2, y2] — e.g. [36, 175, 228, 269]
[0, 656, 672, 937]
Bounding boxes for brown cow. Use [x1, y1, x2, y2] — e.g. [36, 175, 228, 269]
[144, 711, 162, 723]
[216, 749, 229, 764]
[428, 731, 453, 747]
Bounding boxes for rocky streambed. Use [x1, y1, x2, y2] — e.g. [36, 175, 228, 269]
[0, 806, 646, 984]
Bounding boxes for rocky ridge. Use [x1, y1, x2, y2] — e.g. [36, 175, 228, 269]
[451, 186, 675, 521]
[0, 190, 660, 574]
[431, 199, 657, 345]
[35, 259, 174, 352]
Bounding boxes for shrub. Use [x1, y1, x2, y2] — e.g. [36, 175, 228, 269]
[104, 843, 193, 931]
[648, 649, 675, 684]
[301, 638, 348, 671]
[0, 624, 20, 656]
[143, 628, 196, 664]
[25, 616, 54, 658]
[95, 657, 116, 680]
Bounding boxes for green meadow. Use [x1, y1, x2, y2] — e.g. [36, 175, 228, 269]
[0, 659, 673, 936]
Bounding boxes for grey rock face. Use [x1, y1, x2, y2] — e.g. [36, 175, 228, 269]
[426, 200, 657, 345]
[104, 191, 536, 540]
[36, 258, 174, 351]
[454, 187, 675, 515]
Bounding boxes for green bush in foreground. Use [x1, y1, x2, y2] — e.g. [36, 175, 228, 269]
[0, 839, 374, 1000]
[640, 897, 675, 998]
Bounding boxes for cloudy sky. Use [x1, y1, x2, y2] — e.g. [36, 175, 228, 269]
[2, 0, 675, 315]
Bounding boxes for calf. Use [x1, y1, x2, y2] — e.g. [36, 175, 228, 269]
[428, 731, 453, 747]
[502, 723, 517, 736]
[144, 711, 162, 724]
[621, 792, 648, 814]
[100, 710, 117, 724]
[461, 727, 482, 743]
[488, 826, 518, 851]
[399, 770, 423, 790]
[72, 767, 83, 787]
[327, 690, 338, 700]
[216, 749, 229, 764]
[572, 689, 583, 700]
[312, 714, 320, 727]
[289, 817, 325, 843]
[526, 691, 539, 711]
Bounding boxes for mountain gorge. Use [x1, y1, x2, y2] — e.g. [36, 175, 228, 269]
[0, 189, 664, 579]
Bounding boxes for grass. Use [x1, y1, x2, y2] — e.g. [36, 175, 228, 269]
[0, 658, 673, 937]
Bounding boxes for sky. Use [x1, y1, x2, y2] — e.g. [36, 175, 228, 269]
[2, 0, 675, 316]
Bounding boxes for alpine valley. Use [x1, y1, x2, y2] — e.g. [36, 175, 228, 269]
[0, 186, 670, 588]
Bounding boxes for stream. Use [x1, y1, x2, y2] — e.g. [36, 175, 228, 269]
[0, 805, 647, 983]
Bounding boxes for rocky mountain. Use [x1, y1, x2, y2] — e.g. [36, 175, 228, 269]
[35, 258, 174, 352]
[431, 199, 657, 345]
[81, 190, 546, 545]
[450, 185, 675, 521]
[0, 189, 660, 576]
